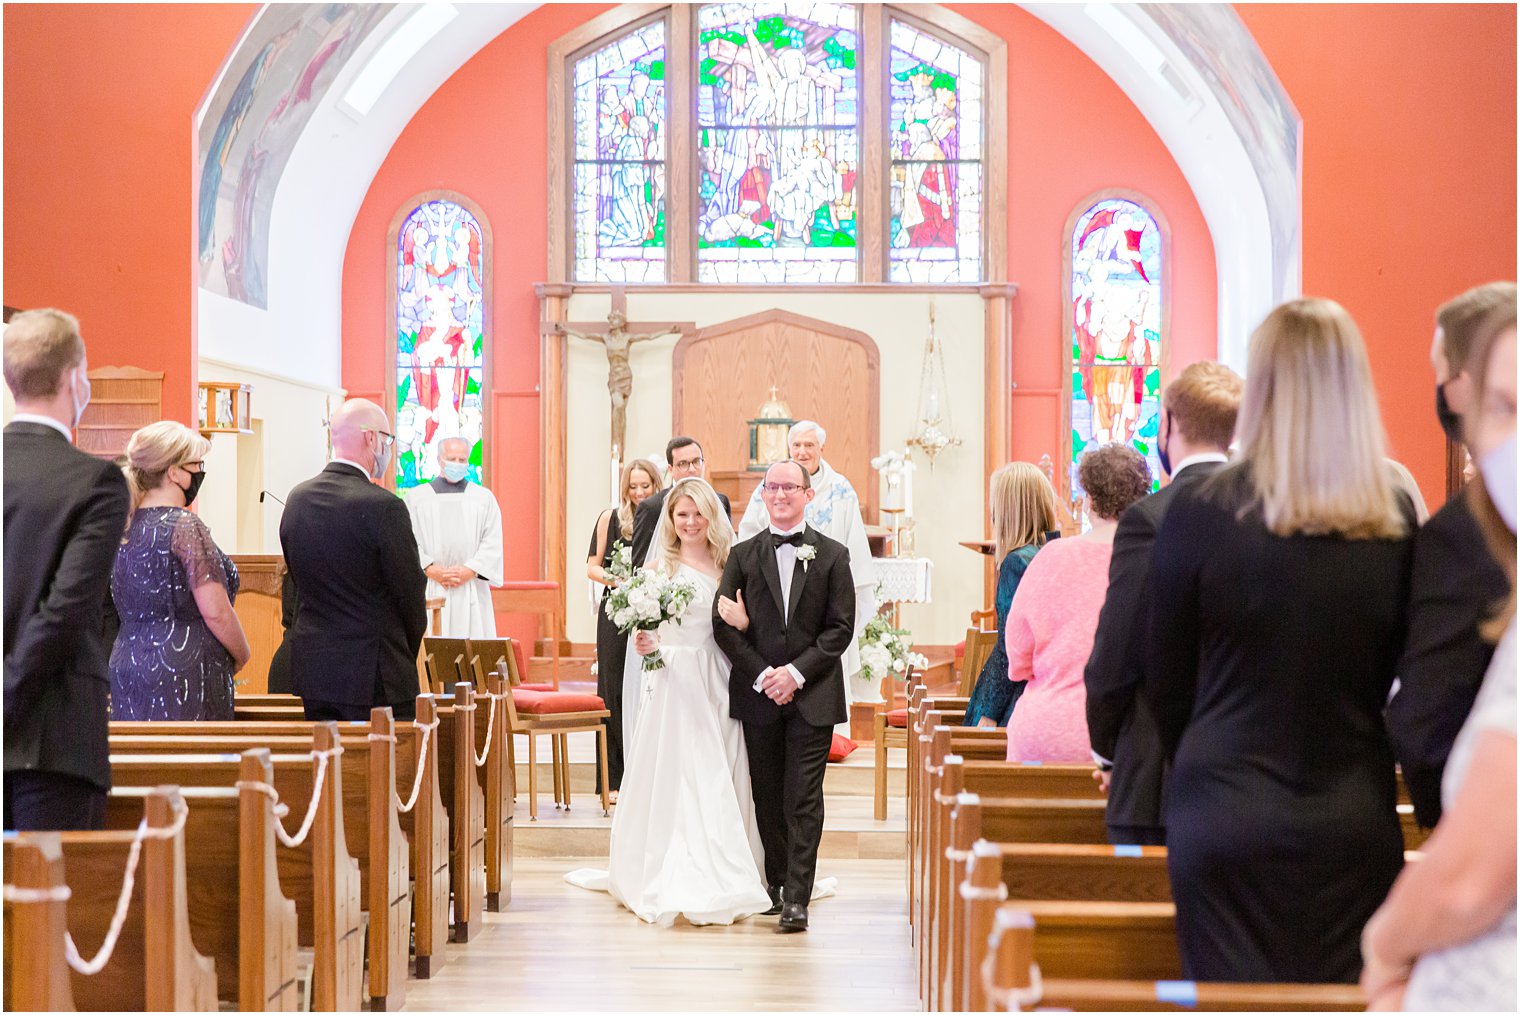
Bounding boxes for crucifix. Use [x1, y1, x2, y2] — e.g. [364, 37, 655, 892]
[543, 286, 694, 467]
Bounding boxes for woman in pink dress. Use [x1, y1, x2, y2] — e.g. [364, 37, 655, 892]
[1005, 444, 1151, 762]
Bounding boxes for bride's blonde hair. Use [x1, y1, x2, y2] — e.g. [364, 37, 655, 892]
[658, 478, 732, 574]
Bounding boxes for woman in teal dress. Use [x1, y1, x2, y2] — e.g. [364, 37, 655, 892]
[963, 463, 1062, 727]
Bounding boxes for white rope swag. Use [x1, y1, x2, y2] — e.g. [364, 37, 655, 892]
[234, 745, 345, 849]
[455, 690, 504, 769]
[369, 717, 441, 813]
[4, 798, 192, 976]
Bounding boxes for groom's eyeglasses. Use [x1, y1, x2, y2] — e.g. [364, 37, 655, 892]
[762, 482, 803, 495]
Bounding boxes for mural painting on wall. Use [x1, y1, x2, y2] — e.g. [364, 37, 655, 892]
[197, 4, 389, 308]
[696, 3, 860, 283]
[394, 199, 486, 490]
[1069, 198, 1163, 518]
[573, 19, 668, 283]
[887, 19, 983, 283]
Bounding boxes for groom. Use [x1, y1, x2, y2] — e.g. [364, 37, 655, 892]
[713, 459, 856, 932]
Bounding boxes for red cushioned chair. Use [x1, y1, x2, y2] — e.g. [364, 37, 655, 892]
[472, 639, 610, 821]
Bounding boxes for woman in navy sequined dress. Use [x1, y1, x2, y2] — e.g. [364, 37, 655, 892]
[109, 422, 250, 720]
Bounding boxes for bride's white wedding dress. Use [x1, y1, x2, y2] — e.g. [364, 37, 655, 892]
[567, 565, 772, 926]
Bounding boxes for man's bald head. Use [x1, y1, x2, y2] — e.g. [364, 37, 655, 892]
[439, 437, 470, 460]
[329, 398, 390, 474]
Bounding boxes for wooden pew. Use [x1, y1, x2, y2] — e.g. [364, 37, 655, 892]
[109, 705, 447, 993]
[108, 726, 361, 1011]
[106, 753, 301, 1011]
[981, 907, 1365, 1012]
[4, 833, 76, 1011]
[6, 787, 220, 1011]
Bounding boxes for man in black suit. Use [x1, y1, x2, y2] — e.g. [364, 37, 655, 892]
[1387, 282, 1514, 827]
[713, 460, 855, 932]
[1084, 361, 1242, 846]
[280, 398, 427, 722]
[3, 309, 131, 831]
[630, 436, 731, 563]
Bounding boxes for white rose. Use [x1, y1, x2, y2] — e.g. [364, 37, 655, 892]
[614, 608, 633, 627]
[638, 600, 660, 621]
[892, 658, 906, 673]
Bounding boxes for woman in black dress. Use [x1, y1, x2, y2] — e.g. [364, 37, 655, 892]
[110, 421, 251, 720]
[587, 457, 660, 797]
[1143, 299, 1415, 983]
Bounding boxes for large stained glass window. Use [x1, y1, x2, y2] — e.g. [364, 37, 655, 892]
[395, 198, 487, 490]
[888, 19, 982, 283]
[573, 21, 667, 282]
[696, 4, 859, 283]
[1068, 197, 1163, 520]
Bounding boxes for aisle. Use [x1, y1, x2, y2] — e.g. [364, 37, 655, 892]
[398, 857, 917, 1011]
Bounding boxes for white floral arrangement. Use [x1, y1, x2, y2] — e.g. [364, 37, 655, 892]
[857, 612, 929, 685]
[604, 565, 699, 672]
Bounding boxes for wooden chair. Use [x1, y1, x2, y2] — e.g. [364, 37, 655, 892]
[479, 641, 610, 821]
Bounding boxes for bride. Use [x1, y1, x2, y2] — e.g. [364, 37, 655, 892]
[568, 477, 772, 926]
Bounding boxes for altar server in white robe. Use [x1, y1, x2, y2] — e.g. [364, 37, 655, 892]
[405, 437, 504, 637]
[738, 421, 878, 706]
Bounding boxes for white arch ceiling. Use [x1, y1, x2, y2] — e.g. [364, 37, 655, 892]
[194, 2, 1299, 386]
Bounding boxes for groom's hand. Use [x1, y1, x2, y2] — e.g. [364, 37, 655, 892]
[761, 667, 799, 705]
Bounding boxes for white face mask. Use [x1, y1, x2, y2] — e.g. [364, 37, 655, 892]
[1480, 432, 1517, 533]
[70, 367, 90, 428]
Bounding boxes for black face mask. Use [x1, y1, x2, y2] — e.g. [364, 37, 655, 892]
[181, 468, 207, 506]
[1157, 412, 1173, 478]
[1435, 382, 1464, 444]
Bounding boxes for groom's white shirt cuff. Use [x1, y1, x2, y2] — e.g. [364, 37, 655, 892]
[752, 665, 806, 692]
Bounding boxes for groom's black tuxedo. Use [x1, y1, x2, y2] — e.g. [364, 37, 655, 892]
[713, 524, 855, 905]
[713, 525, 855, 727]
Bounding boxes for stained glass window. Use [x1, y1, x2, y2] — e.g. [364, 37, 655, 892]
[1068, 198, 1163, 520]
[394, 198, 487, 490]
[696, 4, 859, 283]
[573, 21, 667, 283]
[888, 19, 982, 283]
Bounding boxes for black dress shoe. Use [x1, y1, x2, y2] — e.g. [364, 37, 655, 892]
[777, 901, 808, 933]
[763, 887, 783, 916]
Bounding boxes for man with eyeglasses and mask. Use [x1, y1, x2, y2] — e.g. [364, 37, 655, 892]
[281, 398, 427, 721]
[629, 435, 732, 565]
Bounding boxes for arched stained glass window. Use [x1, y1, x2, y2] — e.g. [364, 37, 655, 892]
[572, 21, 668, 282]
[696, 3, 860, 283]
[394, 197, 488, 490]
[1068, 196, 1164, 519]
[888, 19, 983, 283]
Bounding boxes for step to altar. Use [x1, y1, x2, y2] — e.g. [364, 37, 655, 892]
[512, 788, 905, 860]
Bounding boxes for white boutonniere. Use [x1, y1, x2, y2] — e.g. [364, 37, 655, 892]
[797, 544, 817, 572]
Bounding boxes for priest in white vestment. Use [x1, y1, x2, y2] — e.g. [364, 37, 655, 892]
[404, 438, 504, 637]
[738, 421, 879, 708]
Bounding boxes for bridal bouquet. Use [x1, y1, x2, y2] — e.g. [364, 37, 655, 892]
[604, 567, 699, 672]
[858, 613, 929, 685]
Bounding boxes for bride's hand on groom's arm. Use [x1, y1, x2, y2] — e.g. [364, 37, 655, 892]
[716, 589, 749, 631]
[633, 630, 660, 656]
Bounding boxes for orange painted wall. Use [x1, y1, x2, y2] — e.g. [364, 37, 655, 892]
[341, 3, 1218, 602]
[3, 3, 257, 421]
[1238, 4, 1517, 507]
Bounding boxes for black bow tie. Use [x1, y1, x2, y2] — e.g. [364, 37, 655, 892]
[771, 530, 805, 549]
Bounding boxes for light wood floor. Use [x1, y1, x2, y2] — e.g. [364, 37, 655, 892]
[397, 857, 917, 1011]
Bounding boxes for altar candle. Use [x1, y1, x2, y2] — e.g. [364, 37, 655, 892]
[903, 461, 914, 519]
